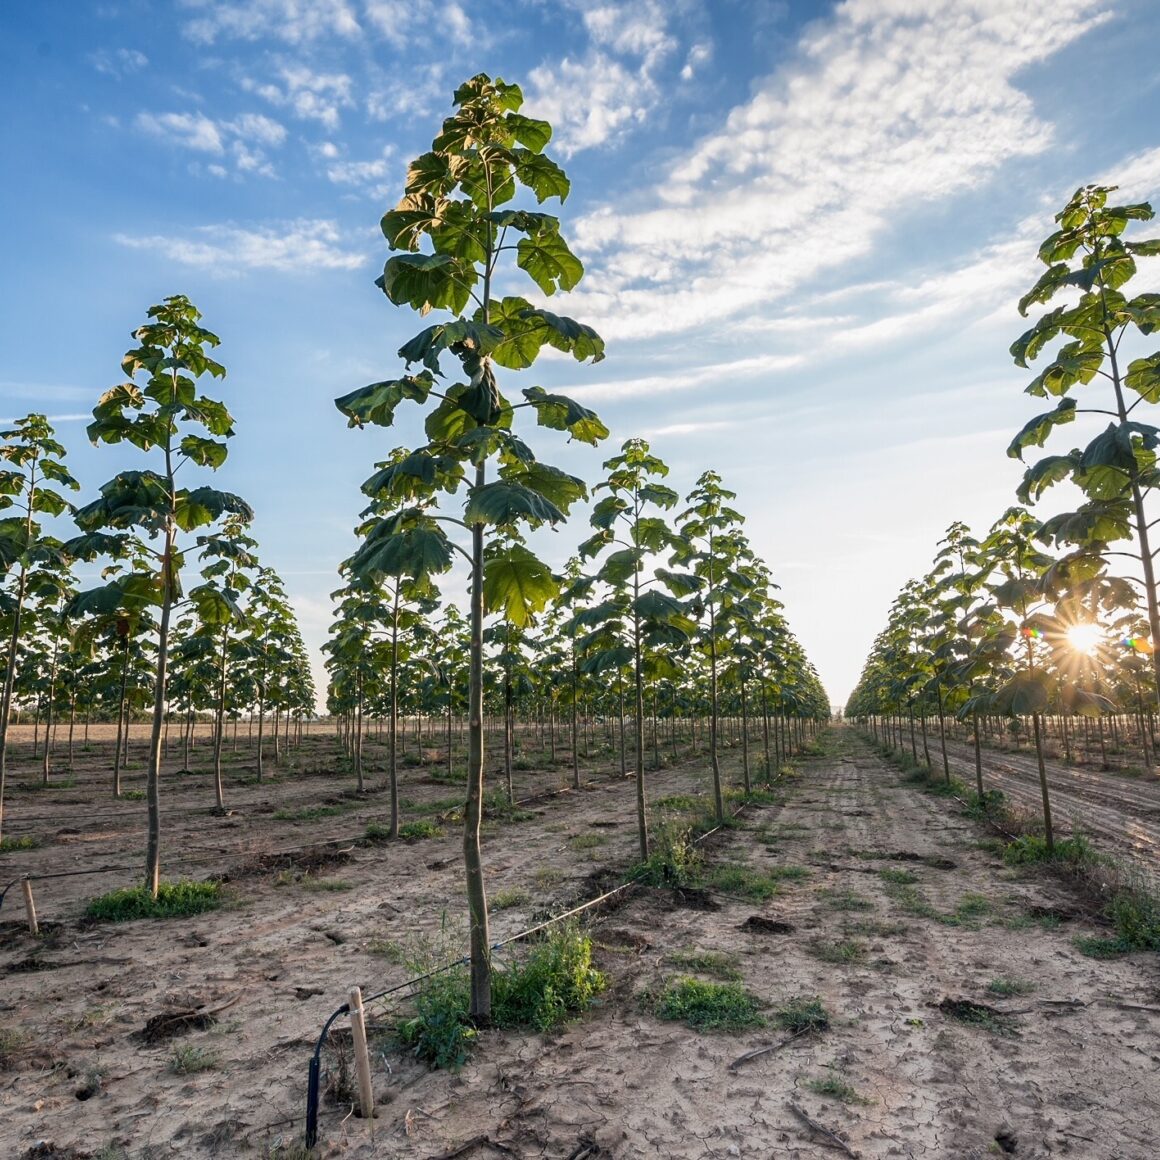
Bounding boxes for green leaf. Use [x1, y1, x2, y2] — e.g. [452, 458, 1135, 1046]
[1024, 342, 1103, 398]
[398, 321, 504, 376]
[500, 460, 586, 513]
[1008, 398, 1077, 459]
[1126, 353, 1160, 402]
[1018, 264, 1071, 316]
[598, 547, 643, 586]
[991, 673, 1049, 717]
[361, 450, 463, 501]
[516, 233, 583, 295]
[1118, 293, 1160, 335]
[336, 373, 434, 428]
[179, 435, 228, 469]
[506, 113, 552, 153]
[464, 481, 565, 528]
[175, 488, 254, 532]
[348, 509, 454, 582]
[1010, 307, 1065, 368]
[522, 386, 608, 445]
[1017, 453, 1078, 503]
[482, 543, 558, 627]
[513, 149, 570, 203]
[378, 253, 473, 316]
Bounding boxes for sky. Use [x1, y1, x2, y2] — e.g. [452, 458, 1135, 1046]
[3, 0, 1160, 711]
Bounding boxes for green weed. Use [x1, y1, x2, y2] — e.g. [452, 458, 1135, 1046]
[808, 938, 866, 965]
[169, 1043, 219, 1074]
[273, 804, 346, 822]
[0, 835, 38, 853]
[400, 819, 444, 840]
[667, 949, 742, 981]
[299, 877, 353, 893]
[773, 996, 830, 1033]
[636, 821, 701, 888]
[706, 864, 781, 900]
[806, 1072, 868, 1103]
[879, 868, 918, 886]
[819, 888, 874, 911]
[1002, 834, 1092, 866]
[654, 976, 765, 1032]
[491, 888, 531, 911]
[568, 832, 608, 850]
[86, 880, 222, 922]
[986, 978, 1035, 997]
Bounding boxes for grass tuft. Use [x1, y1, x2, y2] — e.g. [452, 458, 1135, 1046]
[86, 880, 222, 922]
[654, 976, 765, 1032]
[774, 996, 830, 1033]
[0, 835, 39, 853]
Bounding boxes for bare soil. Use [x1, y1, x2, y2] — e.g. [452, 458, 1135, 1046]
[2, 726, 1158, 1159]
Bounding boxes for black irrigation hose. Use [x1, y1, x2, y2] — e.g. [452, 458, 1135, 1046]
[305, 1002, 350, 1149]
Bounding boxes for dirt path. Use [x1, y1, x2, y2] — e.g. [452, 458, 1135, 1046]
[2, 727, 1158, 1159]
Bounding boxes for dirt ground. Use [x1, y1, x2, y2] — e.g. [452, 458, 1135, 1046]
[1, 725, 1158, 1159]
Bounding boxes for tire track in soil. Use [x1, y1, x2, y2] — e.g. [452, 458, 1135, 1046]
[933, 737, 1160, 891]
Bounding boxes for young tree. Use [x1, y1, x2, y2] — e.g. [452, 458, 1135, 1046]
[70, 296, 251, 896]
[1009, 184, 1160, 708]
[335, 74, 607, 1020]
[0, 414, 78, 840]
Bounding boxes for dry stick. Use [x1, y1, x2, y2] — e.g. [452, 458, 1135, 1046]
[21, 877, 38, 935]
[348, 986, 375, 1132]
[728, 1026, 812, 1070]
[788, 1101, 857, 1158]
[426, 1134, 516, 1160]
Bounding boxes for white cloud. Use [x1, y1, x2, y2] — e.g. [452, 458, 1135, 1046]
[567, 0, 1113, 340]
[525, 0, 681, 156]
[134, 109, 288, 176]
[326, 148, 395, 197]
[113, 220, 366, 273]
[242, 64, 354, 130]
[180, 0, 360, 44]
[135, 111, 225, 153]
[564, 351, 805, 403]
[90, 47, 148, 77]
[680, 41, 712, 82]
[364, 0, 472, 48]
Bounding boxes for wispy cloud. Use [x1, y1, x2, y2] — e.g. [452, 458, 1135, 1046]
[364, 0, 473, 48]
[564, 352, 805, 403]
[113, 219, 365, 273]
[567, 0, 1112, 340]
[90, 47, 148, 77]
[134, 109, 287, 176]
[180, 0, 360, 44]
[241, 64, 354, 130]
[525, 0, 679, 156]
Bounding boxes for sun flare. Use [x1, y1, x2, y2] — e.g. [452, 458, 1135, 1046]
[1066, 622, 1103, 656]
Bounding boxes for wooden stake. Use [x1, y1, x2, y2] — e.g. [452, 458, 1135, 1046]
[348, 986, 375, 1130]
[21, 878, 39, 936]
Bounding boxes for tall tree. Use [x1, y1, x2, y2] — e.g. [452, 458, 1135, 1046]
[335, 75, 607, 1020]
[70, 296, 251, 896]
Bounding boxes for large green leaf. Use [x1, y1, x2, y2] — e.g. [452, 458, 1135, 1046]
[175, 488, 254, 532]
[513, 149, 570, 202]
[1008, 398, 1077, 459]
[991, 673, 1049, 717]
[179, 435, 228, 469]
[1024, 343, 1103, 398]
[348, 510, 454, 582]
[598, 547, 643, 586]
[361, 450, 463, 501]
[482, 542, 558, 627]
[464, 481, 565, 528]
[1017, 263, 1070, 316]
[377, 253, 473, 316]
[516, 233, 583, 295]
[1017, 453, 1078, 503]
[500, 460, 586, 513]
[522, 386, 608, 445]
[398, 321, 504, 376]
[1126, 353, 1160, 402]
[336, 373, 434, 428]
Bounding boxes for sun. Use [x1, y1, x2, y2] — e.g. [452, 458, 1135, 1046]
[1066, 622, 1103, 656]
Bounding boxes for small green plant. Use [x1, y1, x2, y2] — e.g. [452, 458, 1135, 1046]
[706, 863, 781, 900]
[879, 868, 918, 886]
[938, 998, 1018, 1036]
[986, 978, 1035, 997]
[534, 866, 564, 888]
[808, 938, 866, 965]
[86, 880, 222, 921]
[636, 820, 700, 887]
[819, 888, 874, 911]
[367, 936, 406, 962]
[653, 794, 699, 812]
[806, 1072, 868, 1103]
[567, 832, 608, 850]
[1107, 887, 1160, 950]
[654, 976, 765, 1032]
[0, 835, 38, 853]
[668, 949, 742, 981]
[954, 893, 993, 921]
[300, 877, 353, 893]
[1074, 934, 1132, 958]
[1003, 834, 1092, 866]
[774, 996, 830, 1034]
[169, 1043, 219, 1074]
[400, 819, 443, 840]
[273, 804, 347, 822]
[120, 789, 146, 802]
[768, 864, 811, 881]
[491, 888, 530, 911]
[0, 1028, 26, 1070]
[365, 821, 392, 841]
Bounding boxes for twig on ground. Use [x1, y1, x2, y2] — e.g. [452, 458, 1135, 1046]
[728, 1027, 812, 1070]
[788, 1101, 857, 1158]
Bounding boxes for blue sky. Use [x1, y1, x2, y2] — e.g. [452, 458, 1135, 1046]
[3, 0, 1160, 708]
